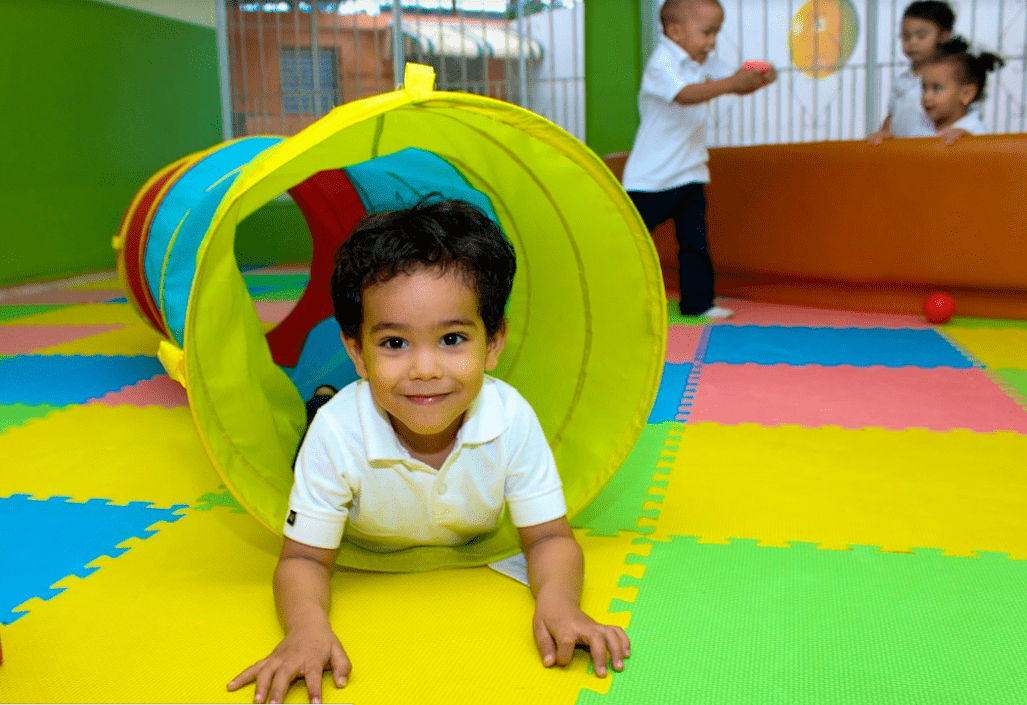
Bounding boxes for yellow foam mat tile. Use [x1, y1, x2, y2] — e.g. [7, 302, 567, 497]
[37, 324, 165, 356]
[2, 510, 645, 704]
[4, 303, 145, 327]
[941, 326, 1027, 369]
[638, 423, 1027, 558]
[0, 405, 216, 506]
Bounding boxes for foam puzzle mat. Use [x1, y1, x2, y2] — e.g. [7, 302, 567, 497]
[1, 272, 1025, 703]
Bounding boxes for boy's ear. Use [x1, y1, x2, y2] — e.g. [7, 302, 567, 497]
[341, 331, 369, 379]
[484, 319, 508, 372]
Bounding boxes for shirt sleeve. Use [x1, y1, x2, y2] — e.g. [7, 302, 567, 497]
[284, 415, 353, 549]
[502, 396, 567, 528]
[640, 53, 687, 103]
[887, 80, 901, 117]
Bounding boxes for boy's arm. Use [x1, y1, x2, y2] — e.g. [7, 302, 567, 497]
[519, 517, 630, 677]
[227, 538, 350, 704]
[673, 67, 770, 105]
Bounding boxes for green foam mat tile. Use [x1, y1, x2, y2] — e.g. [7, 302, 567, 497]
[0, 404, 60, 433]
[667, 300, 708, 326]
[0, 305, 70, 323]
[572, 422, 681, 537]
[993, 369, 1027, 406]
[241, 274, 310, 288]
[948, 316, 1027, 330]
[250, 286, 306, 301]
[577, 537, 1027, 705]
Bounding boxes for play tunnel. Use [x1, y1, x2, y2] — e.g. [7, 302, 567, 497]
[113, 64, 666, 572]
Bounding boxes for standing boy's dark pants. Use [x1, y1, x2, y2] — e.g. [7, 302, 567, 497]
[628, 183, 715, 315]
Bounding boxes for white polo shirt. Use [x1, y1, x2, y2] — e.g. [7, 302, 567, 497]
[622, 35, 734, 193]
[888, 68, 984, 137]
[284, 375, 567, 552]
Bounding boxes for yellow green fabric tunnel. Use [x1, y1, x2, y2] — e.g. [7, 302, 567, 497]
[114, 64, 666, 572]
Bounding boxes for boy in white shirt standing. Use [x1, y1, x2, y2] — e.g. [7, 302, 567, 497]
[623, 0, 776, 318]
[228, 198, 630, 704]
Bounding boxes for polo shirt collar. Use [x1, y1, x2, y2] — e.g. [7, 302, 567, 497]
[357, 376, 508, 463]
[659, 34, 701, 69]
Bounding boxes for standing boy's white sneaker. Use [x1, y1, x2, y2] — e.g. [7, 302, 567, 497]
[698, 305, 733, 319]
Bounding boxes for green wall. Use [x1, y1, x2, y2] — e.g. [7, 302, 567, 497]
[0, 1, 643, 286]
[0, 0, 223, 286]
[584, 0, 643, 160]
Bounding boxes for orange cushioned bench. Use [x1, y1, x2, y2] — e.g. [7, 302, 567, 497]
[605, 135, 1027, 319]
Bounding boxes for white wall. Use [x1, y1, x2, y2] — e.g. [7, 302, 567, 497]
[88, 0, 216, 28]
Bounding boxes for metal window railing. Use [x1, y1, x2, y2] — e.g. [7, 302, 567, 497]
[219, 1, 585, 142]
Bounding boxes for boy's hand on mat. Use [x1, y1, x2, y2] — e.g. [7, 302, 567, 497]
[533, 601, 630, 678]
[227, 625, 350, 704]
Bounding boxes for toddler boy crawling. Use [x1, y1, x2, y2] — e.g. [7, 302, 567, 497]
[228, 198, 630, 704]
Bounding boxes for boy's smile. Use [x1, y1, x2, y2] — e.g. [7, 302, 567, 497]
[342, 265, 506, 462]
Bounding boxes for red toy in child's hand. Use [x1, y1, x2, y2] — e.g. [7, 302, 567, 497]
[743, 60, 771, 72]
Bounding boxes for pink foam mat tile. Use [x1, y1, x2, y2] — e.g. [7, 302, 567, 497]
[0, 324, 124, 355]
[688, 362, 1027, 433]
[253, 300, 297, 325]
[667, 325, 704, 363]
[0, 289, 125, 305]
[714, 299, 930, 329]
[88, 374, 188, 408]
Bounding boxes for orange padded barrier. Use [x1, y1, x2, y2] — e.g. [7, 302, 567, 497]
[606, 134, 1027, 319]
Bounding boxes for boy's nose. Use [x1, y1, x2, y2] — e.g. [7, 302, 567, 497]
[409, 347, 443, 379]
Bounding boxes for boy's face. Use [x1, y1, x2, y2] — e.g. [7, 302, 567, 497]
[342, 266, 506, 455]
[921, 61, 976, 127]
[665, 0, 724, 65]
[901, 17, 950, 67]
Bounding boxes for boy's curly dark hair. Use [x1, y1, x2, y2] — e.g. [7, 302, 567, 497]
[330, 197, 516, 341]
[928, 37, 1005, 104]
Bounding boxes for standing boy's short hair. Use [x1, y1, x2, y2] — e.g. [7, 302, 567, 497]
[330, 197, 516, 341]
[659, 0, 720, 30]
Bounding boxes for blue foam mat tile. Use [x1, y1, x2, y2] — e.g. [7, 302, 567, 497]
[648, 362, 693, 423]
[703, 326, 974, 368]
[0, 494, 188, 624]
[0, 354, 165, 406]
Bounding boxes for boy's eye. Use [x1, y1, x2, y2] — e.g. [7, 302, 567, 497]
[382, 337, 407, 349]
[441, 333, 466, 346]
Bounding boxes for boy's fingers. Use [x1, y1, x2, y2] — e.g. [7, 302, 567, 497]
[268, 667, 297, 704]
[587, 633, 610, 677]
[330, 645, 351, 687]
[227, 663, 258, 691]
[253, 667, 275, 703]
[533, 621, 557, 667]
[554, 632, 576, 666]
[304, 661, 323, 704]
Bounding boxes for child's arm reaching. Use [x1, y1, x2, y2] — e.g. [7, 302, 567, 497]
[519, 517, 631, 677]
[671, 66, 773, 105]
[227, 538, 350, 704]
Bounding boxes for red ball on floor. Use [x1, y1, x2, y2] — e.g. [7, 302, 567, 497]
[923, 291, 955, 324]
